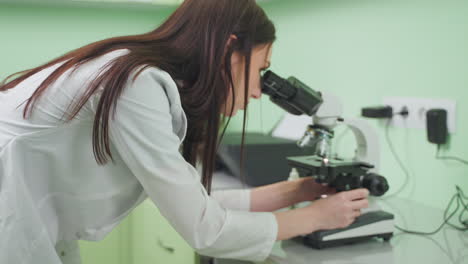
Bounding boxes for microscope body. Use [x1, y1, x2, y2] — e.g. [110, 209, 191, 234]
[266, 84, 390, 196]
[287, 156, 389, 196]
[262, 71, 394, 249]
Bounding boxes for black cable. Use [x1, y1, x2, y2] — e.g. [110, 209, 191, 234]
[436, 145, 468, 166]
[382, 118, 411, 198]
[456, 186, 468, 229]
[395, 193, 458, 235]
[387, 116, 468, 234]
[395, 185, 468, 235]
[446, 194, 468, 232]
[379, 109, 468, 234]
[442, 187, 468, 231]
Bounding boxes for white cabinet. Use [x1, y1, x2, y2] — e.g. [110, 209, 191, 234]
[80, 200, 196, 264]
[130, 199, 196, 264]
[79, 215, 132, 264]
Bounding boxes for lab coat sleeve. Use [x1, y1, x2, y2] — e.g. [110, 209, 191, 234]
[107, 68, 277, 262]
[211, 189, 251, 211]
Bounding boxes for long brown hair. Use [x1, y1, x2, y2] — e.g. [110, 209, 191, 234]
[0, 0, 276, 193]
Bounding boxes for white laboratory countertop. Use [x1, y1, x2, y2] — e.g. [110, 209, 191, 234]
[212, 171, 468, 264]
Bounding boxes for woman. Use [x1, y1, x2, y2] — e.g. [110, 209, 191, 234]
[0, 0, 369, 263]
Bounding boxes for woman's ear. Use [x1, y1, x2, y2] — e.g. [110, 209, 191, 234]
[224, 34, 238, 58]
[223, 34, 241, 67]
[226, 34, 238, 50]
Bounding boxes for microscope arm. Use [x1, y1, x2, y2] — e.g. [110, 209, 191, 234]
[343, 118, 381, 173]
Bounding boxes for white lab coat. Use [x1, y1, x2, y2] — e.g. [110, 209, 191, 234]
[0, 49, 277, 263]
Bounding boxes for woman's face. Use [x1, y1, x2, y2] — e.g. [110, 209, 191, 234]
[222, 44, 272, 117]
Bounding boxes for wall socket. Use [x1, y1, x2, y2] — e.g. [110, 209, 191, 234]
[382, 97, 457, 133]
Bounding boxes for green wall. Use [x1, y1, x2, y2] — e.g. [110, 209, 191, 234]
[1, 0, 467, 223]
[230, 0, 468, 211]
[0, 2, 176, 77]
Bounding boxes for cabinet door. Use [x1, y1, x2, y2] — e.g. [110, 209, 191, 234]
[79, 215, 132, 264]
[131, 199, 196, 264]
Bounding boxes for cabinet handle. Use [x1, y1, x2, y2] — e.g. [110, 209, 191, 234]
[157, 238, 175, 253]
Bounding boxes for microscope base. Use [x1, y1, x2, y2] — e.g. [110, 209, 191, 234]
[299, 210, 394, 249]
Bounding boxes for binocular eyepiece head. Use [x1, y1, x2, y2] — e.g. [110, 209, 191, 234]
[261, 70, 323, 116]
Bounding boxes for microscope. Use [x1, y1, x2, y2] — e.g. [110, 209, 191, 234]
[262, 71, 394, 249]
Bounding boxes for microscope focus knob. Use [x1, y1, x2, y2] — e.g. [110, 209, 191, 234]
[362, 173, 389, 196]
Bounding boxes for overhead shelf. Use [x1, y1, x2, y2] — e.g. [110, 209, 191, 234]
[0, 0, 182, 9]
[0, 0, 273, 10]
[73, 0, 182, 5]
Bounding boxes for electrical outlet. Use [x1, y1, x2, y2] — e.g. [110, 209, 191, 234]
[382, 97, 457, 133]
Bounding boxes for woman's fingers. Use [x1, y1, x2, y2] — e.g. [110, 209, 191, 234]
[352, 209, 362, 219]
[345, 188, 369, 201]
[351, 199, 369, 211]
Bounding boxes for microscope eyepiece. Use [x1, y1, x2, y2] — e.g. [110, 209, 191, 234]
[261, 70, 323, 116]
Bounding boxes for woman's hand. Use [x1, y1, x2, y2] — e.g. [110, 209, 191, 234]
[274, 188, 370, 240]
[304, 188, 369, 230]
[250, 176, 336, 212]
[294, 176, 336, 202]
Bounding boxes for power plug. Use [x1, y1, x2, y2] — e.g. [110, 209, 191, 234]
[426, 109, 448, 145]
